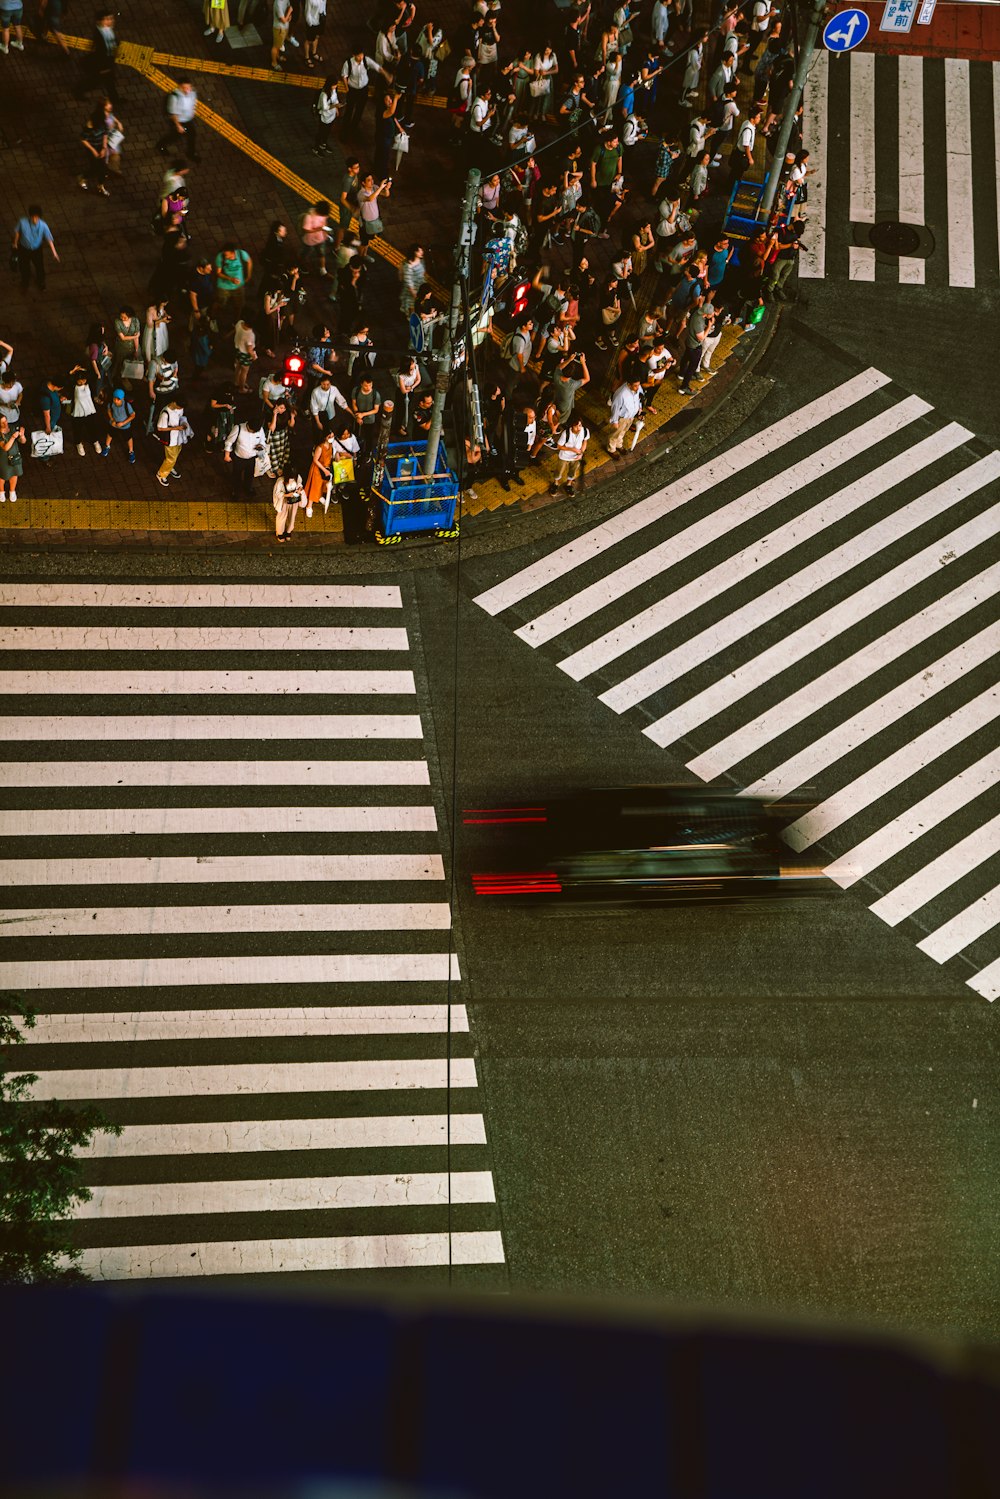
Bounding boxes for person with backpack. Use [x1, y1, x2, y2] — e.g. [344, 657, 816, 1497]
[157, 80, 199, 162]
[312, 74, 341, 152]
[101, 387, 137, 463]
[550, 416, 589, 496]
[503, 317, 534, 393]
[223, 415, 268, 497]
[213, 243, 253, 332]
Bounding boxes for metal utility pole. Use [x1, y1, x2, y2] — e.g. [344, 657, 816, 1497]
[423, 166, 480, 479]
[757, 0, 827, 220]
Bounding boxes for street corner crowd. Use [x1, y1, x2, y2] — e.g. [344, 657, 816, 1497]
[0, 0, 815, 525]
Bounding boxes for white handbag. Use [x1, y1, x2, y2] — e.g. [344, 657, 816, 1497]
[31, 428, 64, 459]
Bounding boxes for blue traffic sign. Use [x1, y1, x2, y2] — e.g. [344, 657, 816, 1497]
[822, 7, 870, 50]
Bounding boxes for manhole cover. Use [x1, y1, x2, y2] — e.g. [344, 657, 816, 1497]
[869, 220, 922, 256]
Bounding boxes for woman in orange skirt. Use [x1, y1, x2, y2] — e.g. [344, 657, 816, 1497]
[304, 433, 334, 514]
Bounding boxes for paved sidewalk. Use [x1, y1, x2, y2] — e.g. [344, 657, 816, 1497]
[0, 0, 761, 548]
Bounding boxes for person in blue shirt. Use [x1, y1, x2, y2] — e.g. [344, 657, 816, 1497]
[12, 206, 60, 292]
[707, 235, 734, 290]
[101, 388, 137, 462]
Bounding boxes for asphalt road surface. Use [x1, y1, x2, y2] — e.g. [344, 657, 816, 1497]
[3, 273, 998, 1339]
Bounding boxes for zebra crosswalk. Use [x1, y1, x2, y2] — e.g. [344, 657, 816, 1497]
[800, 52, 1000, 287]
[1, 582, 504, 1284]
[472, 367, 1000, 1003]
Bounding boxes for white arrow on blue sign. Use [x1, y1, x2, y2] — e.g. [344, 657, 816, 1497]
[822, 7, 870, 50]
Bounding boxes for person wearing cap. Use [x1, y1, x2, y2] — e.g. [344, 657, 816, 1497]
[101, 387, 137, 462]
[273, 471, 306, 540]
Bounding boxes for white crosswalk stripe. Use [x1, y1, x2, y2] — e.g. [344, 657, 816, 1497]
[473, 368, 1000, 1002]
[802, 53, 1000, 288]
[1, 583, 504, 1283]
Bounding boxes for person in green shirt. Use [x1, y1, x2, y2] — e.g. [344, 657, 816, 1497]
[213, 243, 253, 332]
[588, 133, 622, 230]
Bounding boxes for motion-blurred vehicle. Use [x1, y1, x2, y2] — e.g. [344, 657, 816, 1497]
[464, 786, 830, 905]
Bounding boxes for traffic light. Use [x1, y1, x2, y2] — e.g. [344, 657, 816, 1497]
[509, 276, 530, 320]
[282, 352, 306, 389]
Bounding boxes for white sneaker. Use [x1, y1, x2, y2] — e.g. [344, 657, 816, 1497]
[0, 42, 8, 54]
[76, 442, 85, 456]
[10, 37, 23, 50]
[203, 24, 214, 34]
[0, 493, 5, 502]
[8, 493, 15, 502]
[215, 29, 224, 41]
[305, 504, 313, 517]
[93, 440, 103, 454]
[288, 33, 300, 45]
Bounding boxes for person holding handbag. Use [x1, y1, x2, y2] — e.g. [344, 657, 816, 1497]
[111, 306, 142, 385]
[328, 422, 359, 497]
[304, 429, 334, 513]
[0, 415, 26, 503]
[272, 471, 306, 540]
[78, 107, 111, 196]
[312, 74, 340, 152]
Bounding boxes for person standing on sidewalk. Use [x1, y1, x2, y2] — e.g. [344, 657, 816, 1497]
[607, 377, 643, 458]
[273, 472, 306, 540]
[154, 397, 191, 486]
[101, 387, 137, 462]
[313, 74, 341, 151]
[233, 318, 257, 391]
[271, 0, 292, 69]
[677, 304, 707, 396]
[341, 46, 388, 137]
[12, 207, 60, 293]
[213, 243, 253, 331]
[0, 0, 25, 54]
[157, 80, 200, 162]
[223, 415, 267, 496]
[69, 371, 102, 456]
[203, 0, 230, 45]
[550, 416, 589, 496]
[0, 415, 26, 502]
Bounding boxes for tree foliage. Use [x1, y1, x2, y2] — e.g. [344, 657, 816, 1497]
[0, 999, 122, 1284]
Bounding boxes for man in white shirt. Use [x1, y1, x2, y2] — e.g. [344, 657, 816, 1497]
[309, 373, 350, 433]
[468, 87, 494, 136]
[157, 80, 199, 162]
[551, 417, 589, 495]
[224, 416, 267, 496]
[607, 379, 643, 457]
[341, 48, 388, 136]
[730, 105, 761, 183]
[749, 0, 778, 63]
[651, 0, 670, 46]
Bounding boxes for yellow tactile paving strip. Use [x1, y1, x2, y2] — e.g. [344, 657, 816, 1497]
[1, 492, 345, 536]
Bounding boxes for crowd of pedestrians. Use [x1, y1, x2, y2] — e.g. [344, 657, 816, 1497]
[0, 0, 810, 523]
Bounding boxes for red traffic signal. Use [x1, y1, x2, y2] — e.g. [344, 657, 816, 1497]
[509, 277, 530, 319]
[282, 353, 306, 389]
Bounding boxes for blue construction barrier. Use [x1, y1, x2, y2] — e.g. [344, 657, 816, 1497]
[372, 439, 460, 545]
